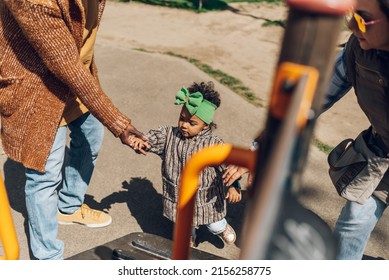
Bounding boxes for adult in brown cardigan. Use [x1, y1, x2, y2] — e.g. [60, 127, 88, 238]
[0, 0, 148, 259]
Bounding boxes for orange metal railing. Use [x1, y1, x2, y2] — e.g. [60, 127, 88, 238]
[172, 144, 255, 260]
[171, 0, 353, 260]
[0, 174, 19, 260]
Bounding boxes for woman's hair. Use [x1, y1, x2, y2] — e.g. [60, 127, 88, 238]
[187, 81, 221, 129]
[378, 0, 389, 19]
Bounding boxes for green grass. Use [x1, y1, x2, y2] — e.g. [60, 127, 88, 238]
[114, 0, 283, 12]
[133, 48, 264, 106]
[164, 51, 264, 107]
[312, 137, 333, 155]
[263, 19, 286, 28]
[113, 0, 286, 26]
[126, 0, 330, 153]
[227, 0, 282, 2]
[133, 48, 332, 152]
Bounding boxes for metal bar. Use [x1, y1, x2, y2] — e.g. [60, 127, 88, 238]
[239, 0, 353, 259]
[0, 174, 19, 260]
[172, 145, 255, 260]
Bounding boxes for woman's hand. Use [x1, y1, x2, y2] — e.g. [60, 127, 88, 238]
[119, 124, 150, 155]
[223, 165, 249, 186]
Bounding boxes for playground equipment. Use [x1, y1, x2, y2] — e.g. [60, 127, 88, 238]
[1, 0, 354, 260]
[0, 174, 19, 260]
[172, 0, 353, 260]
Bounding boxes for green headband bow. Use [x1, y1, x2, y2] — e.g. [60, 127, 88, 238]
[175, 87, 217, 124]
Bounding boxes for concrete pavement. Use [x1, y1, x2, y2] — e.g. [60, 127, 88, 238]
[1, 17, 389, 261]
[1, 42, 262, 260]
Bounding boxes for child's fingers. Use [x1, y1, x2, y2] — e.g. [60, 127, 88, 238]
[229, 196, 237, 203]
[226, 191, 235, 203]
[133, 141, 148, 155]
[227, 191, 242, 204]
[136, 146, 148, 155]
[226, 192, 234, 203]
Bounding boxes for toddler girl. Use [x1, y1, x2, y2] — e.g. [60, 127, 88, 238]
[129, 81, 241, 246]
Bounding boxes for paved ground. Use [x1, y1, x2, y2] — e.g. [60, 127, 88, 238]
[1, 2, 388, 260]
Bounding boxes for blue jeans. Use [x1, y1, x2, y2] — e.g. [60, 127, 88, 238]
[25, 113, 104, 260]
[334, 195, 387, 260]
[206, 218, 227, 235]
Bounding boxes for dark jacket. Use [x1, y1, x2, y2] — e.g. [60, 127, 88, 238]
[345, 34, 389, 203]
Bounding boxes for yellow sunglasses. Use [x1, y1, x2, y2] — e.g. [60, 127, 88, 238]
[346, 10, 384, 33]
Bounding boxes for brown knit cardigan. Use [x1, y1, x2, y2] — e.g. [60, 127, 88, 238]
[0, 0, 131, 172]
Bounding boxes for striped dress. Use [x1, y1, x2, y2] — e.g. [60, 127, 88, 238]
[146, 126, 227, 226]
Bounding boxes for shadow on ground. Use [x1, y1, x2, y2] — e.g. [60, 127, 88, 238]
[98, 177, 173, 240]
[97, 176, 247, 250]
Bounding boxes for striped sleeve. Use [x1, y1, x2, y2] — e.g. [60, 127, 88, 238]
[321, 47, 352, 113]
[146, 126, 169, 156]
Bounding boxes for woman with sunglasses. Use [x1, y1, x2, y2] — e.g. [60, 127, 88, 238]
[323, 0, 389, 259]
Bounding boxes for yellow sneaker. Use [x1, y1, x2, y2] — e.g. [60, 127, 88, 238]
[58, 204, 112, 228]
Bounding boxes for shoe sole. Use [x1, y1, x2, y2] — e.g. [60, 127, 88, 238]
[58, 217, 112, 228]
[218, 235, 236, 245]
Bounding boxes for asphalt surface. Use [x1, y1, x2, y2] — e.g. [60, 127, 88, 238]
[1, 6, 389, 260]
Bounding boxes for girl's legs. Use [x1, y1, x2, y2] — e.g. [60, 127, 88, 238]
[334, 195, 386, 259]
[206, 218, 227, 235]
[206, 218, 236, 245]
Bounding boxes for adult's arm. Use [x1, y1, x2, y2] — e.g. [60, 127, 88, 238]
[4, 0, 130, 137]
[320, 47, 352, 113]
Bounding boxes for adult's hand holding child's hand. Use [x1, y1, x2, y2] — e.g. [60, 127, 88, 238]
[128, 135, 150, 155]
[119, 124, 150, 155]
